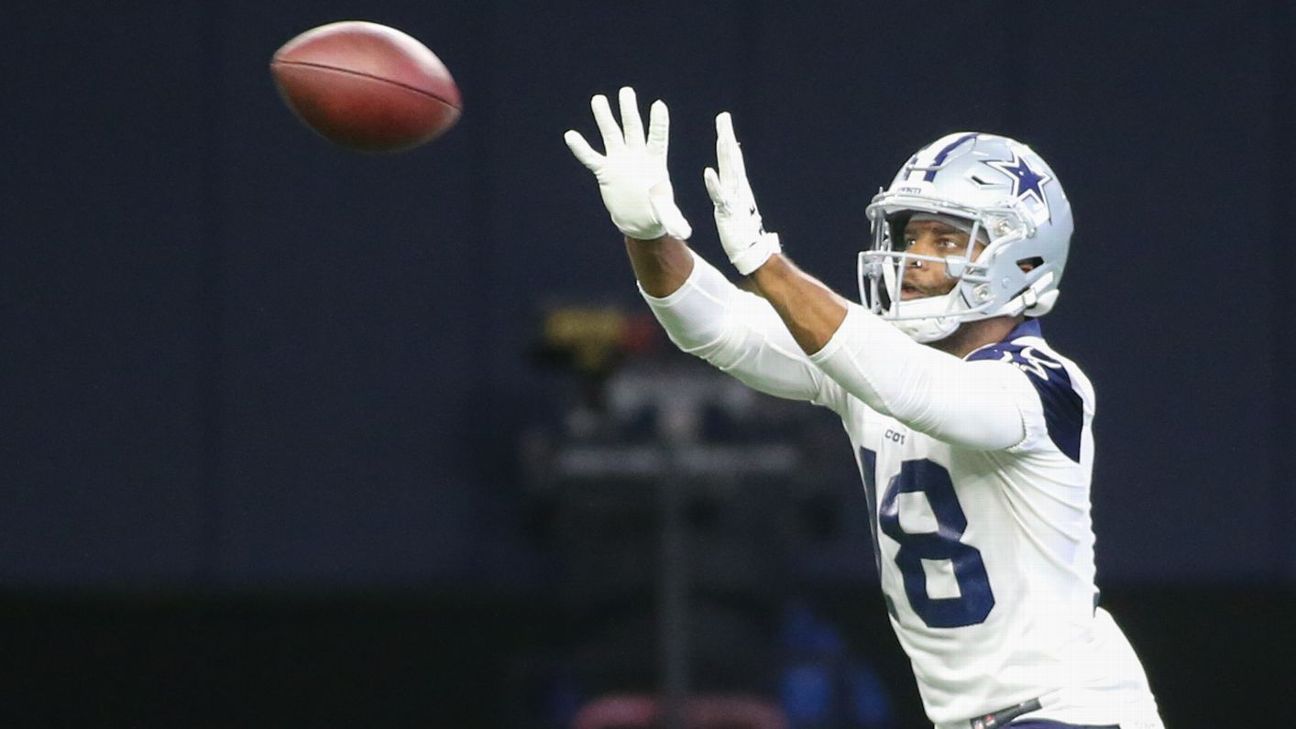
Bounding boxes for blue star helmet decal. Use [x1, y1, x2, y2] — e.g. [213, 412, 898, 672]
[985, 151, 1053, 222]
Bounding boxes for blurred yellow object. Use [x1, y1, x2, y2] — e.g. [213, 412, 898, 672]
[541, 307, 626, 374]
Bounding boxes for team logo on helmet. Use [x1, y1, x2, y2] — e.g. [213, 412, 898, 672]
[984, 151, 1053, 224]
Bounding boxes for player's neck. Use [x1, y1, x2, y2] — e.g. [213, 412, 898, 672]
[930, 316, 1025, 358]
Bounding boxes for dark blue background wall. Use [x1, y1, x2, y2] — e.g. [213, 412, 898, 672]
[4, 0, 1291, 588]
[1, 2, 1293, 726]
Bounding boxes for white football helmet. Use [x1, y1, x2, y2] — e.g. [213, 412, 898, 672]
[860, 132, 1073, 343]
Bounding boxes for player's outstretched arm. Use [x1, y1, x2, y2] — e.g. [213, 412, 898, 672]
[564, 92, 845, 409]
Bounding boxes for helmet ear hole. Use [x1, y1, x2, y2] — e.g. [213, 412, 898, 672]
[1016, 256, 1043, 272]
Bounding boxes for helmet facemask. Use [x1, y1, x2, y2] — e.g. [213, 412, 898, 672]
[859, 198, 1044, 343]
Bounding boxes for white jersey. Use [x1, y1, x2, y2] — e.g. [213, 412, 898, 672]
[643, 252, 1162, 728]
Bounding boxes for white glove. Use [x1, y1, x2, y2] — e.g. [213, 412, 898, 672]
[564, 87, 692, 241]
[703, 112, 781, 275]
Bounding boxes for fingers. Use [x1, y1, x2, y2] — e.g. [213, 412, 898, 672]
[715, 111, 735, 143]
[646, 99, 670, 159]
[618, 87, 645, 150]
[564, 130, 603, 171]
[714, 112, 747, 183]
[703, 166, 724, 206]
[590, 94, 624, 153]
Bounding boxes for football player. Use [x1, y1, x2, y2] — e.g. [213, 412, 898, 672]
[565, 87, 1164, 729]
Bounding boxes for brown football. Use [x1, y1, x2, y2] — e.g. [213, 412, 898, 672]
[270, 21, 461, 152]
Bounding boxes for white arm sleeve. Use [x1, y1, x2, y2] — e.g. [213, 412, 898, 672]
[808, 304, 1030, 450]
[639, 250, 846, 413]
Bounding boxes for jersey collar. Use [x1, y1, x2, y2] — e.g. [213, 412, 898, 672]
[962, 318, 1042, 360]
[1005, 317, 1042, 341]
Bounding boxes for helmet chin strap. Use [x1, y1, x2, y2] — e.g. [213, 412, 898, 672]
[1030, 289, 1060, 316]
[873, 257, 963, 342]
[898, 280, 1057, 343]
[891, 314, 962, 344]
[987, 270, 1058, 319]
[868, 250, 1057, 344]
[886, 283, 964, 343]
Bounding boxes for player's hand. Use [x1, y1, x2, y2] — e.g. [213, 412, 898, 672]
[564, 87, 692, 241]
[703, 112, 781, 275]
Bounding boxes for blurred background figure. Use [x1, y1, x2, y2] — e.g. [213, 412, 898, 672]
[778, 599, 896, 729]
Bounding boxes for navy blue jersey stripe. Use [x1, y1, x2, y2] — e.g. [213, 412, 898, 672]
[967, 340, 1083, 462]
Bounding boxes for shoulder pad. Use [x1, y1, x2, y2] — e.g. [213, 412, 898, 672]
[968, 341, 1082, 462]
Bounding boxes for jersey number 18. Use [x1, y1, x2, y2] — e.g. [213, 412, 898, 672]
[860, 449, 995, 628]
